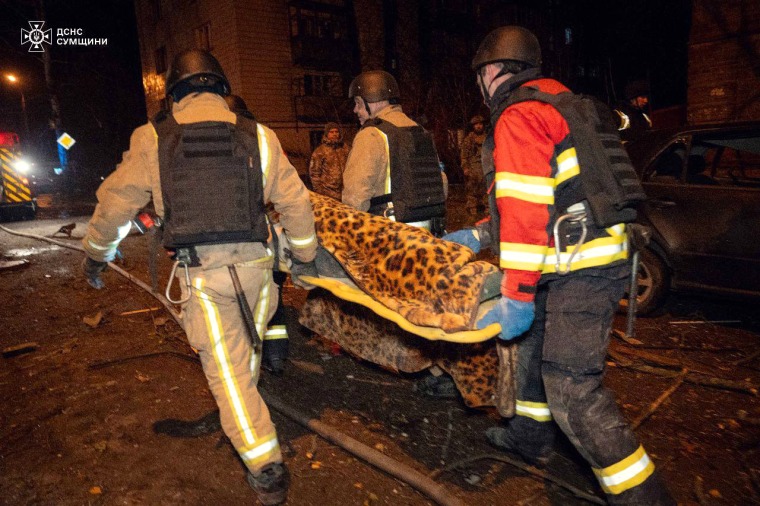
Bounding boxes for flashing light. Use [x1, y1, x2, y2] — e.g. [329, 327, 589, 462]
[13, 159, 31, 174]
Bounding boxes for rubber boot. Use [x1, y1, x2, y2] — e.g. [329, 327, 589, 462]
[247, 463, 289, 505]
[485, 418, 556, 467]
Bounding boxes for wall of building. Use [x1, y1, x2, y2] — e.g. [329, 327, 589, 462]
[688, 0, 760, 123]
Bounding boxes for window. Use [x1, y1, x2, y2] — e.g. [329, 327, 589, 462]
[302, 74, 340, 96]
[155, 46, 167, 74]
[194, 23, 211, 51]
[695, 135, 760, 187]
[289, 6, 345, 40]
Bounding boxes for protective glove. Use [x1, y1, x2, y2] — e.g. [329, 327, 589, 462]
[442, 228, 481, 253]
[82, 257, 108, 290]
[290, 258, 318, 290]
[477, 297, 535, 340]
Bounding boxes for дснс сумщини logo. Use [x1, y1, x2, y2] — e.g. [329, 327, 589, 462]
[21, 21, 52, 53]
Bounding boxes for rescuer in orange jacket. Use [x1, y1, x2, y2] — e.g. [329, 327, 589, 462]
[445, 26, 673, 505]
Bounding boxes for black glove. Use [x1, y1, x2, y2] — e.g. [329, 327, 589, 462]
[290, 258, 318, 290]
[82, 257, 108, 289]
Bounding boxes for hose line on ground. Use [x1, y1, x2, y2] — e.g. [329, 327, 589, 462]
[0, 222, 463, 506]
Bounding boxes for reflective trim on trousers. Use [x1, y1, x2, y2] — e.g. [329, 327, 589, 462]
[264, 325, 288, 340]
[515, 399, 553, 422]
[194, 277, 257, 447]
[593, 445, 655, 495]
[239, 432, 280, 467]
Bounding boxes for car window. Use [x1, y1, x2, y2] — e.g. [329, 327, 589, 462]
[644, 142, 686, 182]
[693, 134, 760, 188]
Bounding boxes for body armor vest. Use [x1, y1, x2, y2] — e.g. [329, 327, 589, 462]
[152, 112, 268, 248]
[482, 83, 645, 254]
[364, 119, 446, 223]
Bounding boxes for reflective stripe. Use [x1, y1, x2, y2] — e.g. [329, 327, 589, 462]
[515, 400, 552, 422]
[615, 110, 630, 131]
[495, 172, 554, 204]
[500, 242, 547, 271]
[240, 433, 280, 466]
[643, 113, 652, 128]
[253, 268, 271, 345]
[289, 232, 317, 248]
[500, 228, 627, 273]
[543, 234, 628, 274]
[257, 124, 270, 187]
[594, 445, 655, 495]
[264, 325, 288, 340]
[194, 277, 257, 447]
[555, 147, 580, 186]
[374, 128, 392, 194]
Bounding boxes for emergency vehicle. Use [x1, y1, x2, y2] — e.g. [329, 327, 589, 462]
[0, 131, 36, 220]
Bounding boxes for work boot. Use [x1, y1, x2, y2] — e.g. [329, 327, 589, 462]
[413, 373, 458, 399]
[247, 463, 289, 505]
[485, 426, 552, 467]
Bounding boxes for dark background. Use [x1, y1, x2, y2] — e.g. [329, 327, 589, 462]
[0, 0, 691, 191]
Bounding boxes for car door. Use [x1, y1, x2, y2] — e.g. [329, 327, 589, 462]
[640, 130, 760, 296]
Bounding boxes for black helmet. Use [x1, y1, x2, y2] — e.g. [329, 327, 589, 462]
[348, 70, 400, 103]
[624, 80, 650, 100]
[471, 26, 542, 71]
[224, 94, 249, 114]
[165, 49, 230, 99]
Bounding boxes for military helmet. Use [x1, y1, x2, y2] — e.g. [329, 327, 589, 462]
[470, 114, 485, 125]
[471, 26, 542, 71]
[224, 94, 249, 114]
[624, 80, 650, 100]
[165, 49, 230, 97]
[348, 70, 400, 103]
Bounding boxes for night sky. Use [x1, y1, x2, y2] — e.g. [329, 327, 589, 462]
[0, 0, 691, 187]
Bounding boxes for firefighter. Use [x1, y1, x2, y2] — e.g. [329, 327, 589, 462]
[614, 80, 652, 143]
[342, 70, 447, 235]
[81, 50, 317, 505]
[308, 122, 350, 201]
[446, 26, 673, 504]
[460, 114, 487, 214]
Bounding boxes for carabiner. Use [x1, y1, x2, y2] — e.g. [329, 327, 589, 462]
[553, 211, 588, 275]
[165, 260, 192, 304]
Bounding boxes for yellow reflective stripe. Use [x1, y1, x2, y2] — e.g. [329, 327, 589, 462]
[495, 172, 554, 204]
[615, 110, 630, 131]
[239, 432, 280, 466]
[289, 232, 317, 248]
[253, 269, 271, 342]
[264, 325, 288, 340]
[373, 127, 392, 194]
[257, 124, 270, 186]
[543, 235, 628, 274]
[5, 192, 22, 202]
[515, 400, 552, 422]
[238, 250, 274, 266]
[500, 242, 547, 271]
[593, 445, 655, 495]
[555, 147, 580, 186]
[194, 277, 257, 446]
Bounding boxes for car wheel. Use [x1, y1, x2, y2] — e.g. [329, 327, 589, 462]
[619, 248, 670, 316]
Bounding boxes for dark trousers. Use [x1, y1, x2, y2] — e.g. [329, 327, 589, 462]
[510, 263, 672, 505]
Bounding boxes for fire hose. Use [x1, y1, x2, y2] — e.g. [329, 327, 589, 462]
[0, 222, 465, 506]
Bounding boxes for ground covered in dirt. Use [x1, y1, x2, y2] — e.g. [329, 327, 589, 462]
[1, 192, 759, 505]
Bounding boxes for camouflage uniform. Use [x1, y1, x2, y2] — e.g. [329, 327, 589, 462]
[308, 123, 350, 201]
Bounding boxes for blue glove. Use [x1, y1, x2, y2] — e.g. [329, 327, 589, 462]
[442, 228, 481, 253]
[477, 297, 535, 340]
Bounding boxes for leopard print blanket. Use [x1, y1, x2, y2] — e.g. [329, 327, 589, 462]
[309, 192, 499, 333]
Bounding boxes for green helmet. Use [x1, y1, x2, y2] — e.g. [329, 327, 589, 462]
[471, 26, 542, 71]
[348, 70, 400, 103]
